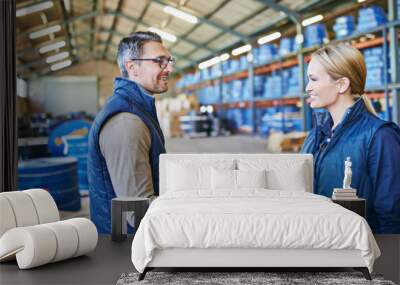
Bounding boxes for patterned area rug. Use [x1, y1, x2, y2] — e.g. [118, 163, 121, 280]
[116, 271, 396, 285]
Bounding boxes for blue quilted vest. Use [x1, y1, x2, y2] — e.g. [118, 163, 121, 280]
[301, 99, 393, 232]
[87, 77, 166, 233]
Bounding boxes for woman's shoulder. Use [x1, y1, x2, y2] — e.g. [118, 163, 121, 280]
[359, 111, 396, 129]
[374, 122, 400, 140]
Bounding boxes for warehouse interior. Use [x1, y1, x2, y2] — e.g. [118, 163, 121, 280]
[1, 0, 400, 284]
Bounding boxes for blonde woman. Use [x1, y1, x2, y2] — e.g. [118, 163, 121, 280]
[301, 43, 400, 234]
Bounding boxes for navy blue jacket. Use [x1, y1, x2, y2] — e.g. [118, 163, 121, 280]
[302, 98, 400, 234]
[87, 77, 166, 233]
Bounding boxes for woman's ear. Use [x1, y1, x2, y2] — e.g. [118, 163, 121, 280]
[337, 77, 351, 94]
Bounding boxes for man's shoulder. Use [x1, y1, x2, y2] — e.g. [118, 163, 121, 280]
[100, 112, 150, 139]
[105, 112, 146, 128]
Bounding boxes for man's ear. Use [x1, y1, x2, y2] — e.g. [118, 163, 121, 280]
[125, 60, 139, 77]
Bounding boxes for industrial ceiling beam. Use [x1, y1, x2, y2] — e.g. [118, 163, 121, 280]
[130, 0, 152, 34]
[168, 0, 231, 53]
[91, 0, 98, 56]
[179, 0, 324, 70]
[110, 10, 217, 54]
[98, 32, 197, 65]
[247, 0, 323, 39]
[18, 10, 98, 39]
[255, 0, 301, 24]
[18, 26, 198, 66]
[179, 0, 300, 59]
[59, 0, 74, 57]
[152, 0, 250, 42]
[17, 29, 91, 57]
[19, 36, 197, 69]
[102, 0, 124, 59]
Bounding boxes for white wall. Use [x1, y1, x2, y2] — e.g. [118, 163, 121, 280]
[28, 76, 99, 116]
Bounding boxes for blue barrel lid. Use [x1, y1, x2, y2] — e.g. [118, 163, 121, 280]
[48, 119, 92, 156]
[18, 157, 77, 175]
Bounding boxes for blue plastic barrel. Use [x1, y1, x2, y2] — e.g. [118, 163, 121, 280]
[63, 135, 89, 194]
[18, 157, 81, 211]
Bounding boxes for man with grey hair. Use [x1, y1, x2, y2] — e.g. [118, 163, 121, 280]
[87, 31, 174, 233]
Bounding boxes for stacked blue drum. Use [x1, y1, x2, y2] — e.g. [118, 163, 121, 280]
[259, 106, 302, 135]
[356, 6, 387, 32]
[18, 157, 81, 211]
[333, 15, 355, 39]
[63, 135, 89, 194]
[363, 47, 390, 89]
[279, 37, 294, 56]
[230, 80, 243, 102]
[257, 44, 277, 65]
[240, 55, 248, 70]
[263, 74, 283, 98]
[285, 66, 302, 95]
[398, 1, 400, 19]
[254, 76, 265, 98]
[305, 24, 327, 47]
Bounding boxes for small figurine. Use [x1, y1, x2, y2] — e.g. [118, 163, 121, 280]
[343, 157, 352, 189]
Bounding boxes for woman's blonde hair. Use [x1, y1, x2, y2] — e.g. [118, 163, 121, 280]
[311, 43, 377, 116]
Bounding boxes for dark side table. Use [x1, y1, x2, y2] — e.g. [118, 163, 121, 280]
[332, 198, 366, 218]
[111, 197, 150, 242]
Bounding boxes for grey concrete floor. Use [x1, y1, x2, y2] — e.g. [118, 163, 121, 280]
[165, 135, 270, 153]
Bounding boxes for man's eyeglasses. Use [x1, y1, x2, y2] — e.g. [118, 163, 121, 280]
[131, 57, 175, 70]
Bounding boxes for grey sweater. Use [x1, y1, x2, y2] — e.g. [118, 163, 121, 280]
[99, 112, 153, 200]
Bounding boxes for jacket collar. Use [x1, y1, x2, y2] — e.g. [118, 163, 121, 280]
[113, 77, 155, 115]
[314, 97, 367, 132]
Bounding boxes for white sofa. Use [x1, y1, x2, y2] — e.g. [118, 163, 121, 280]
[0, 189, 98, 269]
[131, 153, 379, 281]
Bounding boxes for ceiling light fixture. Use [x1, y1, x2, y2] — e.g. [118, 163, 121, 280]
[46, 51, 69, 63]
[16, 1, 54, 17]
[219, 53, 230, 61]
[50, 59, 72, 71]
[163, 6, 198, 24]
[198, 53, 231, 69]
[39, 41, 66, 54]
[198, 56, 220, 69]
[231, 44, 252, 56]
[148, 27, 177, 42]
[257, 32, 282, 45]
[29, 25, 61, 39]
[301, 14, 324, 27]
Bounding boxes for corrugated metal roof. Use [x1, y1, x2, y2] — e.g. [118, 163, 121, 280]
[16, 0, 331, 78]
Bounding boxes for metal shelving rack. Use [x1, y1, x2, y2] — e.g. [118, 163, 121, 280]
[176, 0, 400, 133]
